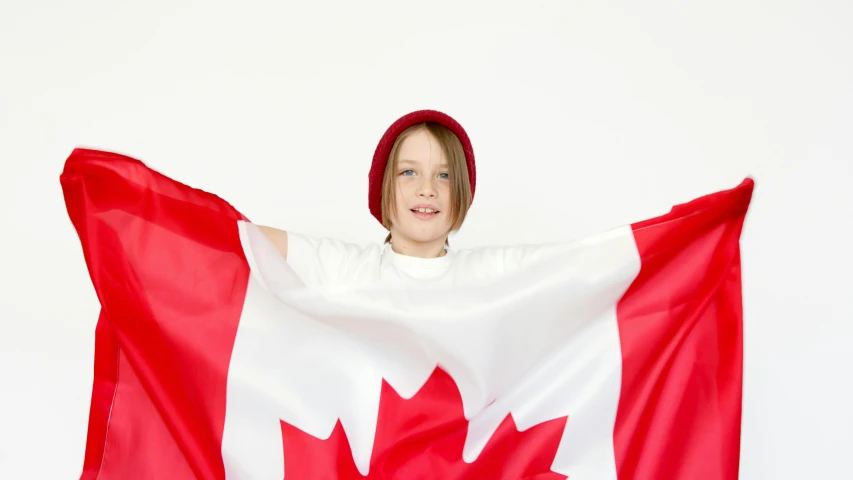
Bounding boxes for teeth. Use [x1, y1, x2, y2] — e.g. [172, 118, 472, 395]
[415, 208, 436, 213]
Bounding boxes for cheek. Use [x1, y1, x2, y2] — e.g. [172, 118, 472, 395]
[394, 181, 410, 212]
[439, 183, 452, 207]
[398, 177, 422, 195]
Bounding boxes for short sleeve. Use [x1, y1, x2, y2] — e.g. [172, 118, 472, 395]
[485, 229, 633, 276]
[454, 241, 574, 280]
[497, 242, 567, 273]
[285, 231, 382, 286]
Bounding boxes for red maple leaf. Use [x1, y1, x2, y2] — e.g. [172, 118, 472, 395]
[280, 367, 568, 479]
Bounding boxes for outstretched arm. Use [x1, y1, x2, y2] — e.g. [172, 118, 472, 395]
[252, 225, 382, 287]
[257, 225, 288, 260]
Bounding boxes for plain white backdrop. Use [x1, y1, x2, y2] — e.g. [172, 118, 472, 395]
[0, 0, 850, 478]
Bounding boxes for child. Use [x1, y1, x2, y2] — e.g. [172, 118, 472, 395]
[258, 109, 555, 287]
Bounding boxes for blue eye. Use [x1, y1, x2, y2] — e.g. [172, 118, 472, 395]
[439, 173, 449, 180]
[400, 170, 416, 176]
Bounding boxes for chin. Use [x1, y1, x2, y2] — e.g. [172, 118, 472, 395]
[390, 214, 452, 245]
[412, 235, 446, 245]
[400, 226, 451, 245]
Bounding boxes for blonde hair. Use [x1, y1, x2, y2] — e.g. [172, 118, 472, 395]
[381, 122, 472, 244]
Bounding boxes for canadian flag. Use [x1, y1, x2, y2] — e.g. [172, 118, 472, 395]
[61, 148, 752, 480]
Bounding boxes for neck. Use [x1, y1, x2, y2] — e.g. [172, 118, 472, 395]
[389, 236, 447, 258]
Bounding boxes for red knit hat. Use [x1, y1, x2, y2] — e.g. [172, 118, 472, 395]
[368, 109, 476, 226]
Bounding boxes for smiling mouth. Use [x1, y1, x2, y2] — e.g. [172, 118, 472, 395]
[411, 208, 439, 219]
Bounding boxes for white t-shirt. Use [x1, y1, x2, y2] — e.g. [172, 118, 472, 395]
[285, 231, 559, 288]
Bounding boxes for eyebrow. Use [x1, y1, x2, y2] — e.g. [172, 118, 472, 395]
[398, 159, 450, 169]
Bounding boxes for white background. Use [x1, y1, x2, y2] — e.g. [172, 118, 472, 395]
[0, 0, 850, 478]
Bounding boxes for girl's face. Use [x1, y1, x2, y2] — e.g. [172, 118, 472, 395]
[389, 129, 453, 250]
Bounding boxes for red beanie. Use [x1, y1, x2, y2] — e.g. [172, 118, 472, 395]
[368, 109, 476, 226]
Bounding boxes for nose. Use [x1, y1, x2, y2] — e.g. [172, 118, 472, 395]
[417, 176, 437, 198]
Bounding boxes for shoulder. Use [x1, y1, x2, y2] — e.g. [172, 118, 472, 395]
[285, 230, 383, 286]
[450, 242, 564, 277]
